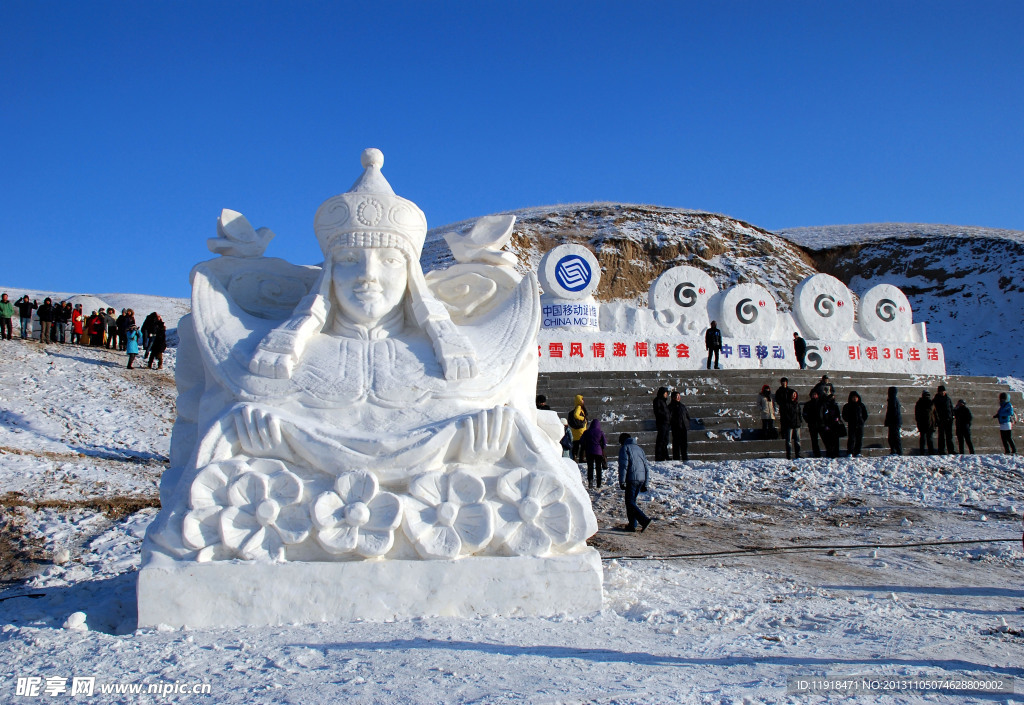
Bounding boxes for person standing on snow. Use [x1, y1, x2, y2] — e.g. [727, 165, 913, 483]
[994, 392, 1016, 455]
[0, 293, 14, 340]
[842, 391, 868, 458]
[653, 386, 671, 461]
[15, 295, 36, 340]
[802, 389, 823, 457]
[669, 390, 691, 461]
[147, 316, 167, 369]
[933, 385, 955, 455]
[954, 399, 974, 455]
[568, 394, 588, 462]
[125, 325, 142, 369]
[884, 386, 903, 455]
[617, 433, 652, 532]
[705, 321, 722, 370]
[915, 390, 937, 455]
[581, 419, 608, 489]
[793, 333, 807, 370]
[758, 384, 778, 440]
[779, 388, 802, 460]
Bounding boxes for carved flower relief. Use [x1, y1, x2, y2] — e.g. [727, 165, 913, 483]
[494, 469, 572, 557]
[311, 470, 402, 558]
[182, 458, 312, 562]
[403, 470, 493, 559]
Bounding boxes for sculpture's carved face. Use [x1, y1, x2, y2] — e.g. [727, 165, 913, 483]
[331, 246, 408, 327]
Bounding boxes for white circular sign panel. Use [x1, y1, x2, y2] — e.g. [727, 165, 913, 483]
[538, 245, 601, 301]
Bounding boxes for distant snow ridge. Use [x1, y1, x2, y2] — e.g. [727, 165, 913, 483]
[778, 222, 1024, 251]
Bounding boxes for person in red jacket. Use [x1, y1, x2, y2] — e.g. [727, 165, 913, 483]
[71, 305, 84, 345]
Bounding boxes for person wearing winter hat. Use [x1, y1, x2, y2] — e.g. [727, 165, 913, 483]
[884, 386, 903, 455]
[954, 399, 974, 455]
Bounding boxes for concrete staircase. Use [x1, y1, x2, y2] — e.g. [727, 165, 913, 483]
[537, 369, 1022, 461]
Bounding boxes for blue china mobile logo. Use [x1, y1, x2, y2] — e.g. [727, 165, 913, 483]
[554, 255, 592, 292]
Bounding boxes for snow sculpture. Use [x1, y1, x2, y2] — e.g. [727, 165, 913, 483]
[138, 149, 601, 628]
[647, 265, 719, 335]
[538, 244, 600, 329]
[858, 283, 913, 341]
[709, 283, 778, 339]
[792, 273, 854, 340]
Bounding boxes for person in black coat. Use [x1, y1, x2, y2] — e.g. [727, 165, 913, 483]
[778, 388, 802, 460]
[775, 377, 792, 409]
[147, 317, 167, 370]
[915, 390, 937, 455]
[705, 321, 722, 370]
[819, 393, 843, 458]
[802, 389, 823, 457]
[884, 386, 903, 455]
[842, 390, 869, 457]
[535, 394, 552, 411]
[669, 390, 691, 461]
[653, 386, 671, 461]
[36, 298, 54, 344]
[933, 385, 955, 455]
[811, 374, 835, 399]
[793, 333, 807, 370]
[954, 399, 974, 454]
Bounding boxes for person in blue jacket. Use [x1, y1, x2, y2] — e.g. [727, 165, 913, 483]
[994, 393, 1016, 455]
[125, 325, 142, 369]
[617, 433, 652, 532]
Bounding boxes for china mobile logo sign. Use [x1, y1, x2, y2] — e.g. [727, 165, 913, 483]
[15, 676, 212, 697]
[554, 255, 592, 292]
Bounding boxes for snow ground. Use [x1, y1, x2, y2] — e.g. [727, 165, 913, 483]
[0, 337, 1022, 703]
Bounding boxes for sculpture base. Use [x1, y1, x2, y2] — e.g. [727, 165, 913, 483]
[136, 549, 604, 628]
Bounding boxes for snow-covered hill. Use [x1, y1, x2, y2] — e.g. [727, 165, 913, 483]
[778, 224, 1024, 379]
[424, 203, 819, 309]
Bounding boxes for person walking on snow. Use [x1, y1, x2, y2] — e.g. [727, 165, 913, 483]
[995, 393, 1016, 455]
[617, 433, 652, 532]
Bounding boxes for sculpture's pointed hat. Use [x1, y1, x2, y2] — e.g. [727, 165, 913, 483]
[313, 148, 428, 259]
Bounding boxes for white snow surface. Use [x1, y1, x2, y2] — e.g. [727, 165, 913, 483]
[0, 335, 1023, 703]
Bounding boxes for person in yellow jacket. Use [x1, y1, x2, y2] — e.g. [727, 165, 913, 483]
[568, 394, 588, 461]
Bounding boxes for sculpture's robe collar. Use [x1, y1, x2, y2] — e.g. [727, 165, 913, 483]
[328, 306, 404, 341]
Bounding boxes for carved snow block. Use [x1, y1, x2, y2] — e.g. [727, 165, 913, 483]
[858, 284, 913, 341]
[710, 283, 778, 339]
[792, 273, 854, 340]
[137, 549, 603, 628]
[647, 265, 719, 335]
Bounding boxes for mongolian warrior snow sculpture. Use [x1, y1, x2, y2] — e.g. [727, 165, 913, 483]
[138, 149, 601, 628]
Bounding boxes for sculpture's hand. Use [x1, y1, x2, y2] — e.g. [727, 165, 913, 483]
[248, 329, 300, 379]
[459, 405, 515, 463]
[232, 404, 284, 455]
[430, 319, 478, 381]
[442, 352, 478, 381]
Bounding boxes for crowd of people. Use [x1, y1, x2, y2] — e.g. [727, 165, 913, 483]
[537, 375, 1017, 532]
[0, 293, 168, 370]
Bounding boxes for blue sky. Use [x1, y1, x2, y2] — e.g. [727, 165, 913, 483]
[2, 1, 1022, 298]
